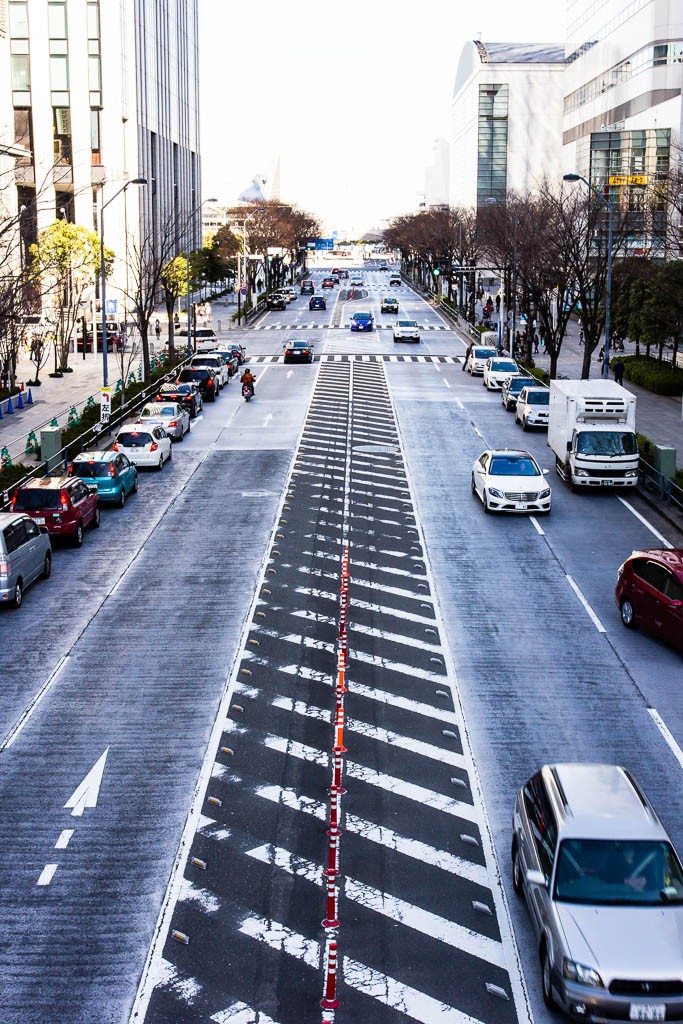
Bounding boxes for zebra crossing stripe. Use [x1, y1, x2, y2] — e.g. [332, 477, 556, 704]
[211, 1002, 280, 1023]
[246, 354, 462, 364]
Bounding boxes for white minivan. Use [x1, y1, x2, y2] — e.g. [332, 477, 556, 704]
[173, 328, 218, 353]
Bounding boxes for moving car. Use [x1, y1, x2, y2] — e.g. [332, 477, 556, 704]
[501, 374, 534, 411]
[380, 297, 399, 314]
[114, 426, 172, 470]
[70, 451, 138, 507]
[284, 340, 314, 364]
[0, 512, 52, 607]
[350, 276, 363, 287]
[13, 475, 100, 546]
[350, 311, 374, 332]
[615, 548, 683, 650]
[389, 274, 401, 286]
[300, 281, 314, 295]
[177, 366, 219, 402]
[393, 319, 420, 343]
[321, 278, 336, 288]
[77, 320, 125, 353]
[482, 357, 519, 390]
[338, 269, 349, 280]
[465, 346, 497, 375]
[156, 382, 203, 418]
[516, 386, 550, 430]
[281, 286, 298, 302]
[309, 296, 326, 311]
[225, 342, 246, 365]
[136, 401, 190, 441]
[471, 449, 552, 514]
[267, 293, 287, 310]
[512, 762, 683, 1021]
[213, 349, 239, 377]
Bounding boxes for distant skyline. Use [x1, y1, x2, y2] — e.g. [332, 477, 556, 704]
[199, 1, 566, 236]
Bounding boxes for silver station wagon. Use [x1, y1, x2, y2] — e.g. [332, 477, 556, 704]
[512, 763, 683, 1022]
[0, 512, 52, 607]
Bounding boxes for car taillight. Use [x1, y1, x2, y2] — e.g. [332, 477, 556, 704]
[109, 464, 117, 478]
[11, 494, 17, 509]
[150, 442, 158, 451]
[68, 465, 74, 475]
[207, 378, 213, 387]
[0, 560, 9, 575]
[168, 420, 177, 427]
[60, 489, 69, 511]
[113, 442, 119, 451]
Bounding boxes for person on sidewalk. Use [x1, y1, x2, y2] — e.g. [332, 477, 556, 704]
[154, 319, 161, 341]
[579, 328, 584, 346]
[614, 359, 625, 386]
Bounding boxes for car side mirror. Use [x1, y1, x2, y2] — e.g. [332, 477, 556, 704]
[566, 441, 572, 452]
[526, 869, 547, 887]
[39, 526, 49, 535]
[670, 599, 683, 609]
[543, 468, 550, 475]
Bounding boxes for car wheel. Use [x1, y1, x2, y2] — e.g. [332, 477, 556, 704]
[522, 418, 529, 431]
[12, 579, 23, 608]
[74, 522, 83, 547]
[167, 447, 172, 461]
[157, 456, 164, 471]
[620, 599, 636, 628]
[515, 413, 520, 425]
[541, 945, 556, 1009]
[471, 474, 477, 496]
[119, 488, 126, 508]
[483, 491, 491, 514]
[92, 507, 100, 529]
[133, 475, 139, 494]
[512, 845, 523, 896]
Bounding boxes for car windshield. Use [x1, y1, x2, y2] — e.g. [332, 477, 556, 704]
[72, 462, 110, 479]
[489, 456, 540, 476]
[117, 432, 152, 447]
[576, 431, 638, 456]
[492, 361, 517, 371]
[526, 391, 550, 405]
[14, 488, 61, 510]
[178, 369, 208, 382]
[554, 839, 683, 906]
[355, 313, 371, 320]
[510, 378, 529, 392]
[475, 348, 497, 358]
[398, 321, 417, 327]
[291, 342, 309, 349]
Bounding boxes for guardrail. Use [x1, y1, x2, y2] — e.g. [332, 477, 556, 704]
[638, 457, 683, 516]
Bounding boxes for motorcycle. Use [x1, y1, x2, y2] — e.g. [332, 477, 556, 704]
[241, 383, 254, 402]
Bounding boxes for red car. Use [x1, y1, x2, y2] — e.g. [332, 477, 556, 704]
[13, 475, 100, 547]
[321, 278, 335, 288]
[615, 548, 683, 651]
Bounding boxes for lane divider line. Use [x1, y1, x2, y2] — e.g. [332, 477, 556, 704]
[648, 708, 683, 771]
[565, 574, 607, 633]
[618, 497, 673, 548]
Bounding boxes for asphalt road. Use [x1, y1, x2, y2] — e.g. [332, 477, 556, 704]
[0, 266, 681, 1024]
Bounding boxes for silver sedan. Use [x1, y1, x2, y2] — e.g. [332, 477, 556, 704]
[136, 401, 190, 441]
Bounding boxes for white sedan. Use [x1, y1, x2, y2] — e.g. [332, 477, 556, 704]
[471, 448, 552, 514]
[465, 346, 497, 375]
[136, 401, 190, 441]
[114, 425, 172, 470]
[393, 319, 420, 343]
[482, 357, 519, 390]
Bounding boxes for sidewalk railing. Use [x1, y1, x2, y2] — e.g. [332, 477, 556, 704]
[639, 457, 683, 517]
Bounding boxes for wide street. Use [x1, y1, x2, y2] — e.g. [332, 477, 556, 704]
[1, 264, 682, 1024]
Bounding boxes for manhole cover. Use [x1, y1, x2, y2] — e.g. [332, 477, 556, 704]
[353, 444, 400, 454]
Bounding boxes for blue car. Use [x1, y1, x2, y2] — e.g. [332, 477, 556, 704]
[350, 311, 374, 332]
[70, 450, 138, 508]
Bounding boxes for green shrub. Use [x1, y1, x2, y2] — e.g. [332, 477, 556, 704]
[617, 355, 683, 396]
[0, 462, 36, 492]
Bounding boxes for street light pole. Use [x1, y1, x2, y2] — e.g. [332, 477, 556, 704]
[563, 172, 615, 380]
[185, 197, 217, 356]
[99, 177, 147, 387]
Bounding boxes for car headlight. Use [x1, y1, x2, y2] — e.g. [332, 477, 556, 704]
[563, 959, 604, 988]
[625, 469, 638, 478]
[575, 469, 589, 477]
[488, 487, 504, 499]
[538, 488, 551, 499]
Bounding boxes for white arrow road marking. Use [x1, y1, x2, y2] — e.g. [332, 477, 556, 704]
[212, 1002, 281, 1024]
[262, 413, 274, 426]
[286, 370, 294, 379]
[37, 864, 58, 886]
[64, 747, 109, 817]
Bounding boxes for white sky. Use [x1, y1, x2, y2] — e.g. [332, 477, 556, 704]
[198, 0, 566, 236]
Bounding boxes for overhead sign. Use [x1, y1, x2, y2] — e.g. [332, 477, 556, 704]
[315, 238, 335, 250]
[608, 175, 648, 185]
[100, 387, 111, 423]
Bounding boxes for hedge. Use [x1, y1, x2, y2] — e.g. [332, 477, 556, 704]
[616, 355, 683, 396]
[637, 432, 683, 489]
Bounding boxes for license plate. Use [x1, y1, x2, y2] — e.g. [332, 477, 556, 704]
[518, 503, 528, 510]
[629, 1005, 665, 1021]
[34, 517, 45, 525]
[600, 480, 614, 486]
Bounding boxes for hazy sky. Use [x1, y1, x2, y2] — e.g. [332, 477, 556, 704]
[199, 0, 566, 235]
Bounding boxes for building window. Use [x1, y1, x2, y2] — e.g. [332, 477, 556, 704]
[653, 44, 667, 66]
[88, 55, 100, 90]
[49, 55, 68, 91]
[53, 106, 72, 164]
[10, 52, 29, 90]
[477, 84, 508, 208]
[8, 1, 28, 36]
[47, 2, 66, 38]
[90, 108, 100, 163]
[86, 1, 99, 38]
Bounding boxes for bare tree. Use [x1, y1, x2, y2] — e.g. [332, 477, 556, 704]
[124, 213, 180, 381]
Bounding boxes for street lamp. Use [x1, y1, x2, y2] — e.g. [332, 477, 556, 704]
[563, 172, 615, 379]
[185, 197, 217, 356]
[99, 177, 147, 386]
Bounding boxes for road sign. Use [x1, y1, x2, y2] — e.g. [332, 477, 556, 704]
[100, 387, 111, 423]
[315, 238, 334, 250]
[105, 299, 117, 314]
[240, 287, 247, 297]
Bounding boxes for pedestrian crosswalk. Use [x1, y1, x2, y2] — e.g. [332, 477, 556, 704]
[253, 322, 451, 330]
[247, 353, 463, 364]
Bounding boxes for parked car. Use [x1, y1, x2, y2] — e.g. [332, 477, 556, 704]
[309, 296, 326, 311]
[501, 374, 534, 411]
[300, 281, 314, 295]
[321, 278, 336, 288]
[267, 293, 287, 311]
[176, 366, 219, 402]
[224, 342, 246, 366]
[283, 340, 314, 364]
[380, 297, 399, 314]
[190, 353, 229, 389]
[114, 426, 172, 470]
[77, 320, 125, 354]
[516, 386, 550, 430]
[136, 401, 190, 441]
[156, 382, 203, 418]
[213, 349, 239, 377]
[0, 512, 52, 607]
[465, 346, 497, 375]
[70, 450, 138, 507]
[350, 311, 374, 332]
[483, 357, 519, 390]
[471, 449, 552, 514]
[280, 286, 297, 303]
[13, 475, 100, 546]
[174, 327, 218, 353]
[615, 548, 683, 650]
[393, 319, 420, 343]
[512, 762, 683, 1020]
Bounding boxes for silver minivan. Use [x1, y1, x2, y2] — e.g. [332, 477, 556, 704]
[512, 763, 683, 1021]
[0, 512, 52, 607]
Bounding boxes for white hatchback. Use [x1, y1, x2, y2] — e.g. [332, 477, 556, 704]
[114, 425, 172, 470]
[471, 448, 552, 514]
[483, 357, 519, 390]
[465, 346, 497, 375]
[515, 386, 550, 430]
[136, 402, 190, 441]
[393, 319, 420, 343]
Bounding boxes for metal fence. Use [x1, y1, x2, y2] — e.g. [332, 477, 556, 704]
[638, 457, 683, 516]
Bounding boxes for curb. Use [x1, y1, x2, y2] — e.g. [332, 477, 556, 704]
[636, 486, 683, 536]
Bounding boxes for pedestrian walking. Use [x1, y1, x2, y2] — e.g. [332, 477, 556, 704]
[614, 359, 625, 386]
[533, 332, 539, 354]
[495, 294, 501, 313]
[154, 318, 161, 341]
[579, 328, 584, 346]
[174, 311, 180, 328]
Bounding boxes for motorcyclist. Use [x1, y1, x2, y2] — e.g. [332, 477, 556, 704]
[240, 368, 255, 395]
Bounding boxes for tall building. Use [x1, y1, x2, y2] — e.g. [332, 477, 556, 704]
[7, 0, 200, 313]
[563, 0, 683, 254]
[450, 41, 565, 208]
[424, 138, 450, 209]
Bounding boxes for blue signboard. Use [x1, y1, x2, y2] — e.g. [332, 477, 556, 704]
[315, 238, 334, 250]
[105, 299, 117, 314]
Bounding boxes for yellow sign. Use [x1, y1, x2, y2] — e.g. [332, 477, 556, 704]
[608, 175, 648, 185]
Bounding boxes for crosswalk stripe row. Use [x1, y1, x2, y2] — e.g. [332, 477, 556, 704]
[247, 353, 462, 363]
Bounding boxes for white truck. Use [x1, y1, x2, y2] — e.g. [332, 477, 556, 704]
[548, 379, 639, 489]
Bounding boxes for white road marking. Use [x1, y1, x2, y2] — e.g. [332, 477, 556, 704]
[565, 575, 606, 633]
[64, 747, 110, 817]
[289, 607, 441, 652]
[444, 379, 452, 389]
[264, 735, 328, 767]
[238, 915, 320, 969]
[618, 497, 673, 548]
[0, 654, 70, 751]
[648, 708, 683, 771]
[529, 515, 545, 536]
[293, 586, 435, 623]
[37, 863, 58, 886]
[352, 647, 445, 682]
[342, 679, 458, 723]
[211, 1002, 280, 1024]
[54, 829, 74, 849]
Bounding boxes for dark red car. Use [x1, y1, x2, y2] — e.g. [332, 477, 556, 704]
[615, 548, 683, 651]
[13, 475, 100, 547]
[321, 278, 335, 288]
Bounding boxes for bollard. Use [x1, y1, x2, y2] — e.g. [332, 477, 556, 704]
[17, 392, 24, 410]
[321, 881, 339, 930]
[320, 938, 340, 1009]
[323, 831, 339, 877]
[330, 750, 345, 795]
[26, 388, 33, 404]
[327, 788, 342, 837]
[6, 397, 13, 414]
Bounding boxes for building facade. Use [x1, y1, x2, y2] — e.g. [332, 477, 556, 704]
[450, 41, 566, 209]
[6, 0, 200, 313]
